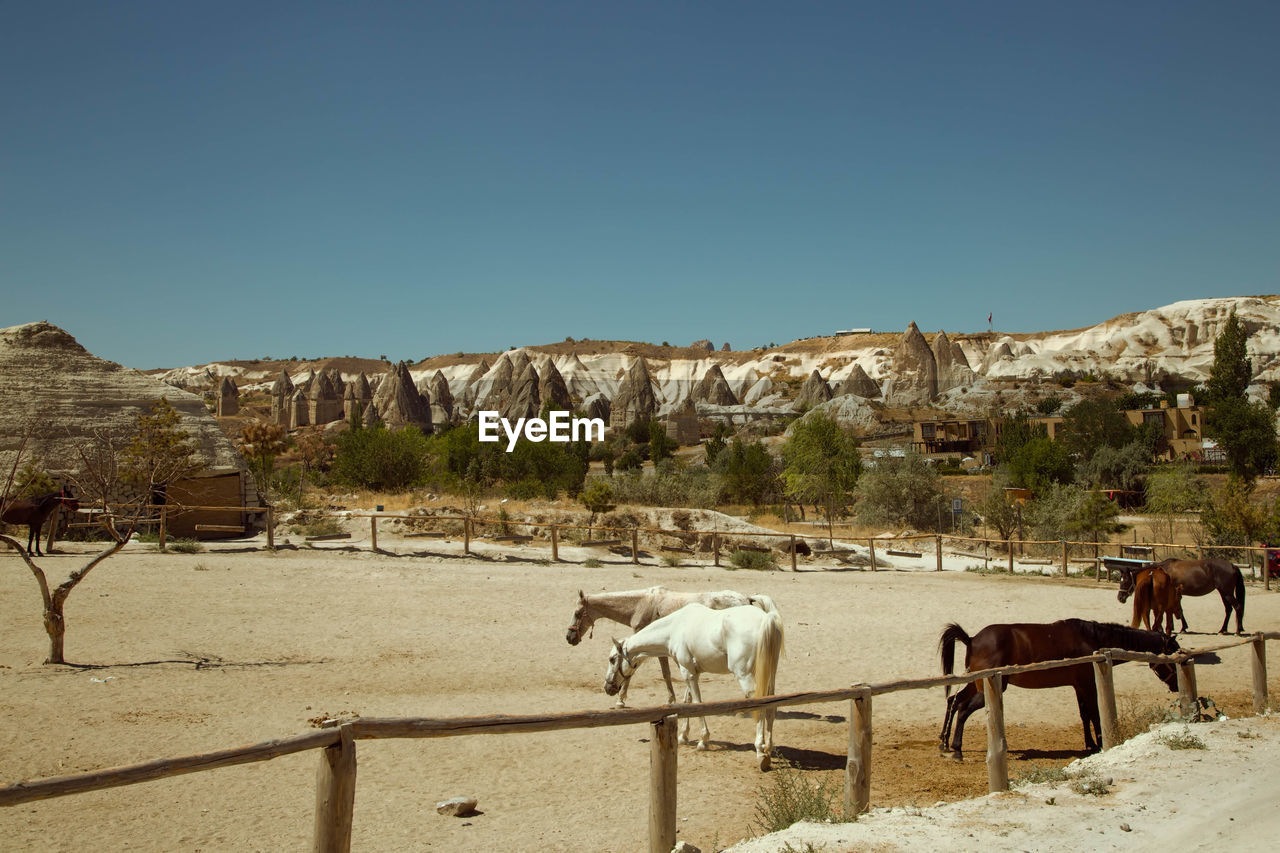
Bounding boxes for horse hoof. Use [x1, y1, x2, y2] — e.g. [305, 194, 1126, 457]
[943, 751, 963, 763]
[696, 742, 709, 752]
[758, 754, 771, 771]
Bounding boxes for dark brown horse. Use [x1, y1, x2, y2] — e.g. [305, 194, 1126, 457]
[1117, 558, 1245, 635]
[938, 619, 1178, 759]
[1, 490, 79, 557]
[1128, 566, 1182, 636]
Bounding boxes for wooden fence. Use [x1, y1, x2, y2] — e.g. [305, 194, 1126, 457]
[53, 503, 1274, 592]
[2, 632, 1276, 853]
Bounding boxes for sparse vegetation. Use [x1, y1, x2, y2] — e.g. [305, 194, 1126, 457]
[729, 549, 778, 570]
[583, 558, 603, 568]
[1155, 727, 1207, 750]
[752, 767, 847, 835]
[1012, 763, 1069, 787]
[290, 516, 346, 538]
[1069, 769, 1111, 797]
[166, 538, 203, 554]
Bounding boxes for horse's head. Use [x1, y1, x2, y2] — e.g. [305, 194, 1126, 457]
[566, 590, 592, 646]
[1150, 633, 1181, 692]
[1116, 567, 1136, 603]
[58, 487, 80, 512]
[603, 638, 637, 697]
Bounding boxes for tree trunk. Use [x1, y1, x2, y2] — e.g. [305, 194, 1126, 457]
[44, 603, 66, 664]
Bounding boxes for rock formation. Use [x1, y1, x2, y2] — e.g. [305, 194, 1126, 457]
[835, 364, 881, 399]
[270, 369, 294, 426]
[290, 388, 310, 430]
[793, 369, 833, 410]
[538, 359, 573, 411]
[373, 361, 432, 431]
[665, 399, 700, 445]
[610, 357, 658, 431]
[344, 372, 372, 422]
[690, 339, 714, 351]
[882, 322, 937, 407]
[428, 370, 455, 425]
[742, 376, 774, 405]
[476, 354, 515, 412]
[583, 393, 611, 424]
[308, 371, 343, 426]
[216, 376, 240, 417]
[693, 363, 738, 406]
[502, 363, 541, 422]
[932, 330, 976, 394]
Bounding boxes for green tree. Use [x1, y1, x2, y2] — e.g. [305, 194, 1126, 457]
[712, 438, 779, 506]
[648, 420, 677, 464]
[1144, 464, 1205, 544]
[1058, 398, 1133, 462]
[977, 469, 1020, 541]
[1075, 441, 1150, 491]
[1203, 309, 1278, 480]
[1066, 488, 1127, 545]
[238, 422, 289, 505]
[1006, 436, 1073, 492]
[120, 398, 198, 496]
[1202, 476, 1268, 554]
[855, 451, 947, 531]
[780, 412, 861, 546]
[579, 478, 616, 525]
[330, 424, 431, 491]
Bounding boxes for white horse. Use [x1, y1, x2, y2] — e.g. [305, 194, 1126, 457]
[567, 586, 770, 707]
[603, 598, 784, 770]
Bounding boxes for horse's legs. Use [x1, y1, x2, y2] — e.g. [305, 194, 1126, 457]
[942, 684, 983, 760]
[682, 674, 710, 750]
[1074, 683, 1101, 752]
[27, 524, 41, 558]
[658, 657, 677, 704]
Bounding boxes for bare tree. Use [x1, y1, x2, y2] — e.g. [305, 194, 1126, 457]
[0, 400, 199, 664]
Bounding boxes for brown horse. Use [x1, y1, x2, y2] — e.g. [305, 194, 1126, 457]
[1128, 566, 1182, 636]
[1, 490, 80, 557]
[1117, 558, 1245, 634]
[938, 619, 1179, 759]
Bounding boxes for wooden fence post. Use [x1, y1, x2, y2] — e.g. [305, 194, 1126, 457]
[463, 518, 471, 555]
[631, 528, 639, 564]
[266, 507, 275, 550]
[1007, 540, 1013, 574]
[935, 535, 942, 572]
[313, 723, 356, 853]
[44, 504, 60, 550]
[649, 715, 678, 853]
[1177, 658, 1198, 720]
[1095, 542, 1102, 583]
[713, 533, 720, 567]
[370, 516, 378, 552]
[551, 524, 559, 561]
[1251, 633, 1268, 715]
[984, 537, 990, 572]
[844, 690, 872, 816]
[983, 675, 1009, 793]
[158, 507, 167, 552]
[1061, 540, 1068, 577]
[868, 539, 876, 571]
[1093, 652, 1119, 750]
[790, 535, 798, 572]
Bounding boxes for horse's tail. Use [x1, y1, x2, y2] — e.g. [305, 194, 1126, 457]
[752, 610, 785, 720]
[1235, 564, 1246, 623]
[748, 594, 780, 620]
[1132, 572, 1151, 629]
[939, 623, 971, 698]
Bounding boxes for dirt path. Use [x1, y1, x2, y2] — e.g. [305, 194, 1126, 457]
[1, 535, 1276, 852]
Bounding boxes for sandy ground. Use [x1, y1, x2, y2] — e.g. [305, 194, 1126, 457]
[1, 529, 1278, 852]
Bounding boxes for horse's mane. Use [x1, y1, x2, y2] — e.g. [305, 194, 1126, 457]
[1062, 618, 1178, 654]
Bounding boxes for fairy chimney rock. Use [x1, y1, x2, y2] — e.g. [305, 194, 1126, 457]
[538, 360, 573, 412]
[794, 370, 833, 410]
[610, 357, 658, 431]
[344, 372, 373, 421]
[290, 388, 310, 430]
[270, 369, 295, 426]
[836, 364, 882, 399]
[932, 330, 976, 394]
[308, 372, 344, 426]
[690, 339, 714, 351]
[429, 370, 456, 425]
[694, 363, 738, 406]
[882, 322, 937, 406]
[216, 376, 240, 417]
[502, 363, 542, 422]
[373, 361, 433, 431]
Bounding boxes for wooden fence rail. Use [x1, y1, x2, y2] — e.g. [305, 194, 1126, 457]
[49, 503, 1276, 589]
[3, 633, 1275, 852]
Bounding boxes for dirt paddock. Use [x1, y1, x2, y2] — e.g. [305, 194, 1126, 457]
[2, 536, 1277, 852]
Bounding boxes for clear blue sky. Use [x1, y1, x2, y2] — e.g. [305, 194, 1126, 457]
[3, 1, 1277, 368]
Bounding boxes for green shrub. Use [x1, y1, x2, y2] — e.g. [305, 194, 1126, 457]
[730, 549, 778, 571]
[583, 558, 603, 568]
[661, 554, 682, 567]
[167, 538, 203, 554]
[1013, 764, 1069, 788]
[752, 767, 845, 834]
[330, 424, 431, 491]
[291, 516, 346, 538]
[1155, 727, 1207, 750]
